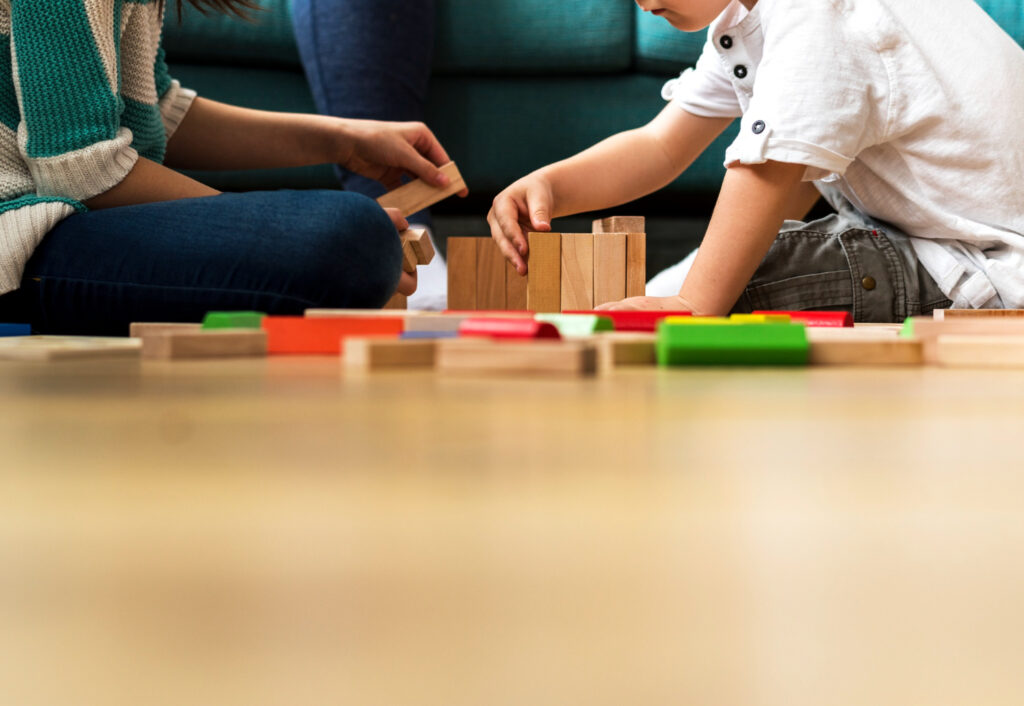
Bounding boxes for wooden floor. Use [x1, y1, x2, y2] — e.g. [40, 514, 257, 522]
[3, 357, 1024, 704]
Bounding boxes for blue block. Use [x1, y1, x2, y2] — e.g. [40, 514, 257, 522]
[401, 330, 459, 340]
[0, 323, 31, 337]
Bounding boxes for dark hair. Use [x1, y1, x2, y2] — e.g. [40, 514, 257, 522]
[171, 0, 262, 21]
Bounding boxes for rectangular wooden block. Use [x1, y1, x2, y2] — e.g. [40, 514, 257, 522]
[526, 232, 561, 313]
[593, 332, 657, 371]
[402, 227, 434, 266]
[809, 339, 923, 366]
[902, 317, 1024, 363]
[0, 336, 142, 361]
[476, 237, 507, 310]
[506, 260, 528, 310]
[376, 162, 465, 216]
[0, 323, 32, 337]
[141, 330, 266, 360]
[437, 339, 598, 377]
[130, 322, 202, 338]
[304, 309, 435, 319]
[560, 233, 594, 311]
[933, 309, 1024, 320]
[446, 237, 478, 311]
[593, 216, 645, 234]
[343, 337, 437, 370]
[626, 232, 646, 299]
[262, 316, 402, 354]
[593, 233, 626, 307]
[935, 335, 1024, 368]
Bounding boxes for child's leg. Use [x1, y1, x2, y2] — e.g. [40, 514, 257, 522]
[0, 190, 402, 335]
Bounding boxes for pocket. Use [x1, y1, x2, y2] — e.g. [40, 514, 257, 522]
[741, 269, 853, 312]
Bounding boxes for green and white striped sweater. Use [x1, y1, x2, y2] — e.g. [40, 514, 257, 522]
[0, 0, 195, 294]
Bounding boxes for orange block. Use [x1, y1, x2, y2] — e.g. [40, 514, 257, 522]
[262, 316, 403, 354]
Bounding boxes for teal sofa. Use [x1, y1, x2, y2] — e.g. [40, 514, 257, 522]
[164, 0, 1024, 215]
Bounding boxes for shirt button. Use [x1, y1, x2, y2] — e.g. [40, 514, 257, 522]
[862, 276, 877, 291]
[720, 35, 733, 49]
[733, 65, 748, 79]
[751, 120, 766, 134]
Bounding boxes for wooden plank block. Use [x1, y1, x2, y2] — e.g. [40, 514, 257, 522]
[935, 335, 1024, 368]
[129, 322, 202, 338]
[560, 233, 594, 311]
[934, 309, 1024, 320]
[458, 318, 560, 339]
[475, 237, 507, 310]
[403, 227, 434, 266]
[343, 337, 437, 370]
[262, 316, 403, 354]
[593, 233, 626, 307]
[376, 162, 465, 216]
[526, 232, 561, 313]
[506, 260, 528, 310]
[400, 242, 417, 274]
[0, 336, 142, 361]
[141, 330, 266, 360]
[753, 310, 853, 327]
[446, 237, 478, 311]
[626, 232, 646, 299]
[806, 327, 900, 342]
[437, 339, 598, 377]
[809, 339, 923, 366]
[593, 332, 657, 371]
[902, 317, 1024, 363]
[593, 216, 645, 234]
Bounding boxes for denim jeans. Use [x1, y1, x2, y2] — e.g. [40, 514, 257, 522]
[0, 190, 402, 335]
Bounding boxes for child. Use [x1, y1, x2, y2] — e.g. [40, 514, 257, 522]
[488, 0, 1024, 320]
[0, 0, 462, 335]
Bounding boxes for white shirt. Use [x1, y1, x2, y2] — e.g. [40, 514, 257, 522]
[662, 0, 1024, 308]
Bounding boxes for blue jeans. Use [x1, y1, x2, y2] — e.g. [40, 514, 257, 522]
[293, 0, 435, 206]
[0, 190, 402, 335]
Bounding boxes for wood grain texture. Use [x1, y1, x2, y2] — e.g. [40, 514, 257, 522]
[526, 232, 561, 313]
[934, 309, 1024, 320]
[935, 335, 1024, 368]
[0, 336, 142, 361]
[141, 330, 266, 360]
[403, 227, 434, 266]
[376, 162, 465, 216]
[593, 216, 645, 234]
[809, 339, 923, 366]
[506, 260, 528, 311]
[437, 339, 598, 377]
[593, 233, 626, 307]
[129, 323, 202, 338]
[475, 238, 507, 311]
[626, 232, 646, 298]
[904, 317, 1024, 363]
[446, 237, 478, 311]
[560, 234, 594, 311]
[344, 338, 437, 370]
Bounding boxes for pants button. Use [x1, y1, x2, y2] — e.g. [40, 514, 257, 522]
[862, 276, 877, 291]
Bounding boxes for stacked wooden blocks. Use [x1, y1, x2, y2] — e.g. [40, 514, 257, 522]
[447, 216, 646, 311]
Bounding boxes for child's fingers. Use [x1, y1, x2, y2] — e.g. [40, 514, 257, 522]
[487, 200, 527, 274]
[524, 182, 552, 233]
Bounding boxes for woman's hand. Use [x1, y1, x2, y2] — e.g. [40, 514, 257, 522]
[595, 294, 695, 312]
[382, 207, 418, 296]
[336, 119, 469, 196]
[486, 172, 556, 275]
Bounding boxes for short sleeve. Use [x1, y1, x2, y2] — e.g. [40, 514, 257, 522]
[11, 0, 137, 201]
[661, 36, 742, 119]
[723, 0, 892, 179]
[154, 49, 197, 140]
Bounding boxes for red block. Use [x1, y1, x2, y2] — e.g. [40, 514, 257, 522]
[262, 316, 402, 354]
[563, 310, 692, 332]
[458, 318, 561, 339]
[753, 310, 853, 327]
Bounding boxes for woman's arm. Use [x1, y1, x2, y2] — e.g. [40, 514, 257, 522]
[83, 157, 220, 209]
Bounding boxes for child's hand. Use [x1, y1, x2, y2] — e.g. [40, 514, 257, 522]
[596, 295, 693, 312]
[487, 173, 555, 276]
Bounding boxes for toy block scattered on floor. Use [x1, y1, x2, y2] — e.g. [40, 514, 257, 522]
[376, 161, 465, 216]
[343, 337, 437, 370]
[436, 338, 599, 377]
[129, 322, 202, 338]
[141, 329, 267, 360]
[0, 336, 142, 361]
[754, 310, 853, 327]
[526, 232, 561, 312]
[933, 309, 1024, 320]
[564, 310, 692, 332]
[809, 338, 923, 365]
[262, 316, 402, 354]
[934, 335, 1024, 367]
[0, 323, 31, 337]
[902, 316, 1024, 363]
[458, 318, 561, 339]
[201, 311, 266, 329]
[535, 313, 614, 338]
[657, 320, 809, 366]
[593, 332, 657, 371]
[404, 310, 533, 334]
[446, 237, 478, 310]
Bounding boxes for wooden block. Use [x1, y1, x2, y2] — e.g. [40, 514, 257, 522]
[526, 232, 561, 313]
[400, 242, 418, 274]
[934, 309, 1024, 320]
[626, 232, 646, 298]
[404, 311, 533, 334]
[806, 327, 900, 342]
[593, 216, 645, 234]
[476, 237, 507, 310]
[201, 311, 266, 329]
[384, 292, 408, 310]
[446, 237, 478, 311]
[563, 310, 692, 332]
[902, 317, 1024, 363]
[458, 318, 561, 339]
[753, 310, 853, 327]
[935, 335, 1024, 367]
[437, 339, 598, 377]
[657, 322, 809, 366]
[343, 337, 437, 370]
[129, 322, 202, 338]
[376, 162, 465, 216]
[141, 330, 266, 360]
[262, 316, 403, 354]
[0, 323, 32, 337]
[0, 336, 142, 361]
[403, 227, 434, 266]
[593, 332, 657, 370]
[809, 339, 923, 365]
[593, 233, 626, 307]
[506, 260, 528, 310]
[560, 233, 594, 311]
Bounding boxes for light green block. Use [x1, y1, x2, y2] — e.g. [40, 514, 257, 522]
[535, 313, 614, 337]
[202, 311, 266, 330]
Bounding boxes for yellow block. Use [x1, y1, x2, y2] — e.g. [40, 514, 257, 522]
[730, 313, 792, 324]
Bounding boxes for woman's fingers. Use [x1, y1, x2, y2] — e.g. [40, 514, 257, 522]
[396, 270, 418, 297]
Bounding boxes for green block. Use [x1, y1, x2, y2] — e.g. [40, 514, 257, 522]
[900, 316, 915, 338]
[202, 311, 266, 330]
[535, 313, 614, 337]
[656, 321, 809, 366]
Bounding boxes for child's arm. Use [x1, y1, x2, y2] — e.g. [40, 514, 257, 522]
[598, 160, 807, 315]
[488, 105, 734, 274]
[165, 97, 460, 191]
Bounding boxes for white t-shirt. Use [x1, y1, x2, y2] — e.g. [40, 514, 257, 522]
[662, 0, 1024, 308]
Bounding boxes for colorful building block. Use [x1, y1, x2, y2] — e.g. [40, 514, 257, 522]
[201, 311, 266, 329]
[656, 321, 809, 365]
[0, 323, 31, 337]
[262, 316, 402, 354]
[458, 318, 561, 340]
[564, 310, 692, 332]
[753, 310, 853, 327]
[535, 313, 614, 337]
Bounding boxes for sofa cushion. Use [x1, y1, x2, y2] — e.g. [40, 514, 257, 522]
[162, 0, 298, 67]
[634, 7, 706, 74]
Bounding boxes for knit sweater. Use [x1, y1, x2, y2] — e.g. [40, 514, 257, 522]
[0, 0, 195, 294]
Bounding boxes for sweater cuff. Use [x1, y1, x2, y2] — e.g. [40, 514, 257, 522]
[20, 125, 138, 202]
[159, 80, 197, 141]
